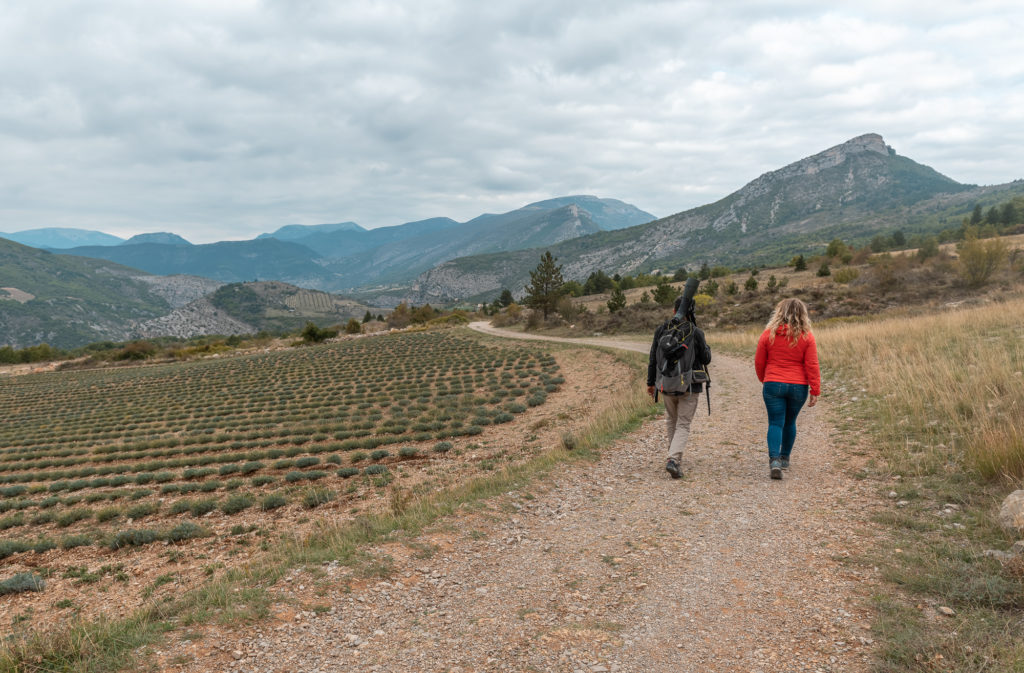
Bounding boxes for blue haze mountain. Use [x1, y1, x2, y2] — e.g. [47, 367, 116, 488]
[0, 228, 125, 249]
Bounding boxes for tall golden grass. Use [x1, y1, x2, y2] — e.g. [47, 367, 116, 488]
[712, 299, 1024, 481]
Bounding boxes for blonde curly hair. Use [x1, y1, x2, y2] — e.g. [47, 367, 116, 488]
[766, 298, 812, 344]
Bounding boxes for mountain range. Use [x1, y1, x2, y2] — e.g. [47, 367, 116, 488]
[0, 196, 654, 293]
[402, 134, 1024, 304]
[4, 133, 1023, 349]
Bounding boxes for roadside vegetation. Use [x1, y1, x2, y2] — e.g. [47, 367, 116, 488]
[711, 299, 1024, 671]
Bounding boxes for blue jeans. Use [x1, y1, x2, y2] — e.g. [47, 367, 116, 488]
[762, 382, 808, 460]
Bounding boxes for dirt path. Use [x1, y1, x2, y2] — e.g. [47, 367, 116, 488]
[174, 324, 880, 673]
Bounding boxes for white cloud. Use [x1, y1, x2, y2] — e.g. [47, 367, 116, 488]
[0, 0, 1021, 242]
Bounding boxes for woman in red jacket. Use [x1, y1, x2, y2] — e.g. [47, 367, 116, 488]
[755, 298, 820, 480]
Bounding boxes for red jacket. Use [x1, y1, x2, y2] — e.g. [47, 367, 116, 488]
[755, 325, 821, 396]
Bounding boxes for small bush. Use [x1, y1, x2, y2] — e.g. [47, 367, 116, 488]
[218, 464, 240, 476]
[0, 572, 46, 595]
[188, 499, 218, 517]
[56, 509, 92, 528]
[832, 267, 859, 284]
[165, 522, 207, 542]
[363, 465, 388, 475]
[220, 494, 253, 515]
[294, 456, 320, 468]
[60, 534, 92, 550]
[32, 538, 57, 553]
[433, 441, 453, 453]
[336, 467, 359, 478]
[350, 451, 368, 463]
[250, 475, 276, 487]
[239, 461, 264, 474]
[398, 447, 418, 458]
[370, 449, 390, 461]
[95, 507, 122, 523]
[109, 529, 160, 550]
[126, 502, 159, 519]
[260, 494, 287, 511]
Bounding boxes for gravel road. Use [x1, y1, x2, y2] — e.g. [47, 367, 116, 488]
[176, 324, 880, 673]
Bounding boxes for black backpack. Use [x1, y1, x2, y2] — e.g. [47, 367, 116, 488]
[655, 318, 697, 394]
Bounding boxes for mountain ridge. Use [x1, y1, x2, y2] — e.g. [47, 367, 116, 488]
[399, 134, 1017, 304]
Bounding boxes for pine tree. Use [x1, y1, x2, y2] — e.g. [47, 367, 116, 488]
[607, 288, 627, 313]
[793, 254, 807, 271]
[523, 251, 566, 319]
[498, 288, 514, 307]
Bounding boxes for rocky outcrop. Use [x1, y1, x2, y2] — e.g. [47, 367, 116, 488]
[134, 274, 224, 308]
[999, 489, 1024, 534]
[134, 298, 255, 339]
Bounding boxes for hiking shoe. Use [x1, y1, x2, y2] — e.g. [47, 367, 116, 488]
[665, 459, 682, 479]
[770, 459, 783, 480]
[780, 457, 790, 470]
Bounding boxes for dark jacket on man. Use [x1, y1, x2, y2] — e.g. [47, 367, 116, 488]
[647, 321, 712, 393]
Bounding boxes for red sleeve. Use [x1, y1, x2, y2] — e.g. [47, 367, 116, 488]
[754, 330, 769, 382]
[804, 333, 821, 396]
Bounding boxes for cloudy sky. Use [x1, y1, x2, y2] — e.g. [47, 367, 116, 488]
[2, 1, 1022, 243]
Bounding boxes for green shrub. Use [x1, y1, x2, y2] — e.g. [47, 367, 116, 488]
[433, 441, 453, 453]
[126, 502, 159, 519]
[199, 481, 221, 492]
[218, 464, 240, 476]
[160, 484, 180, 494]
[30, 511, 55, 525]
[260, 494, 287, 511]
[250, 475, 276, 487]
[32, 538, 57, 553]
[0, 572, 46, 595]
[109, 529, 160, 550]
[165, 522, 207, 542]
[350, 451, 368, 463]
[326, 454, 342, 465]
[832, 267, 859, 284]
[504, 403, 527, 413]
[336, 467, 359, 478]
[95, 507, 122, 523]
[398, 447, 418, 458]
[188, 499, 218, 517]
[60, 534, 92, 550]
[370, 449, 390, 461]
[363, 465, 388, 475]
[220, 494, 254, 515]
[56, 509, 92, 528]
[0, 540, 31, 560]
[240, 461, 264, 474]
[294, 456, 320, 468]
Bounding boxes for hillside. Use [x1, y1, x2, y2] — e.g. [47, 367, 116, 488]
[59, 238, 339, 289]
[403, 134, 1024, 304]
[51, 196, 653, 293]
[0, 238, 180, 348]
[0, 227, 125, 249]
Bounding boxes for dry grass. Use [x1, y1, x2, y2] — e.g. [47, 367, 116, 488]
[712, 298, 1024, 482]
[816, 298, 1024, 482]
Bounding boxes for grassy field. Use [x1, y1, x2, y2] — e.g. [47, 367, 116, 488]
[712, 297, 1024, 672]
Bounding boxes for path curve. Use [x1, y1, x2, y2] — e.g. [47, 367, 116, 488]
[184, 322, 879, 673]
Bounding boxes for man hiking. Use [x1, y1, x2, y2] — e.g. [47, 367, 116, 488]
[647, 286, 711, 479]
